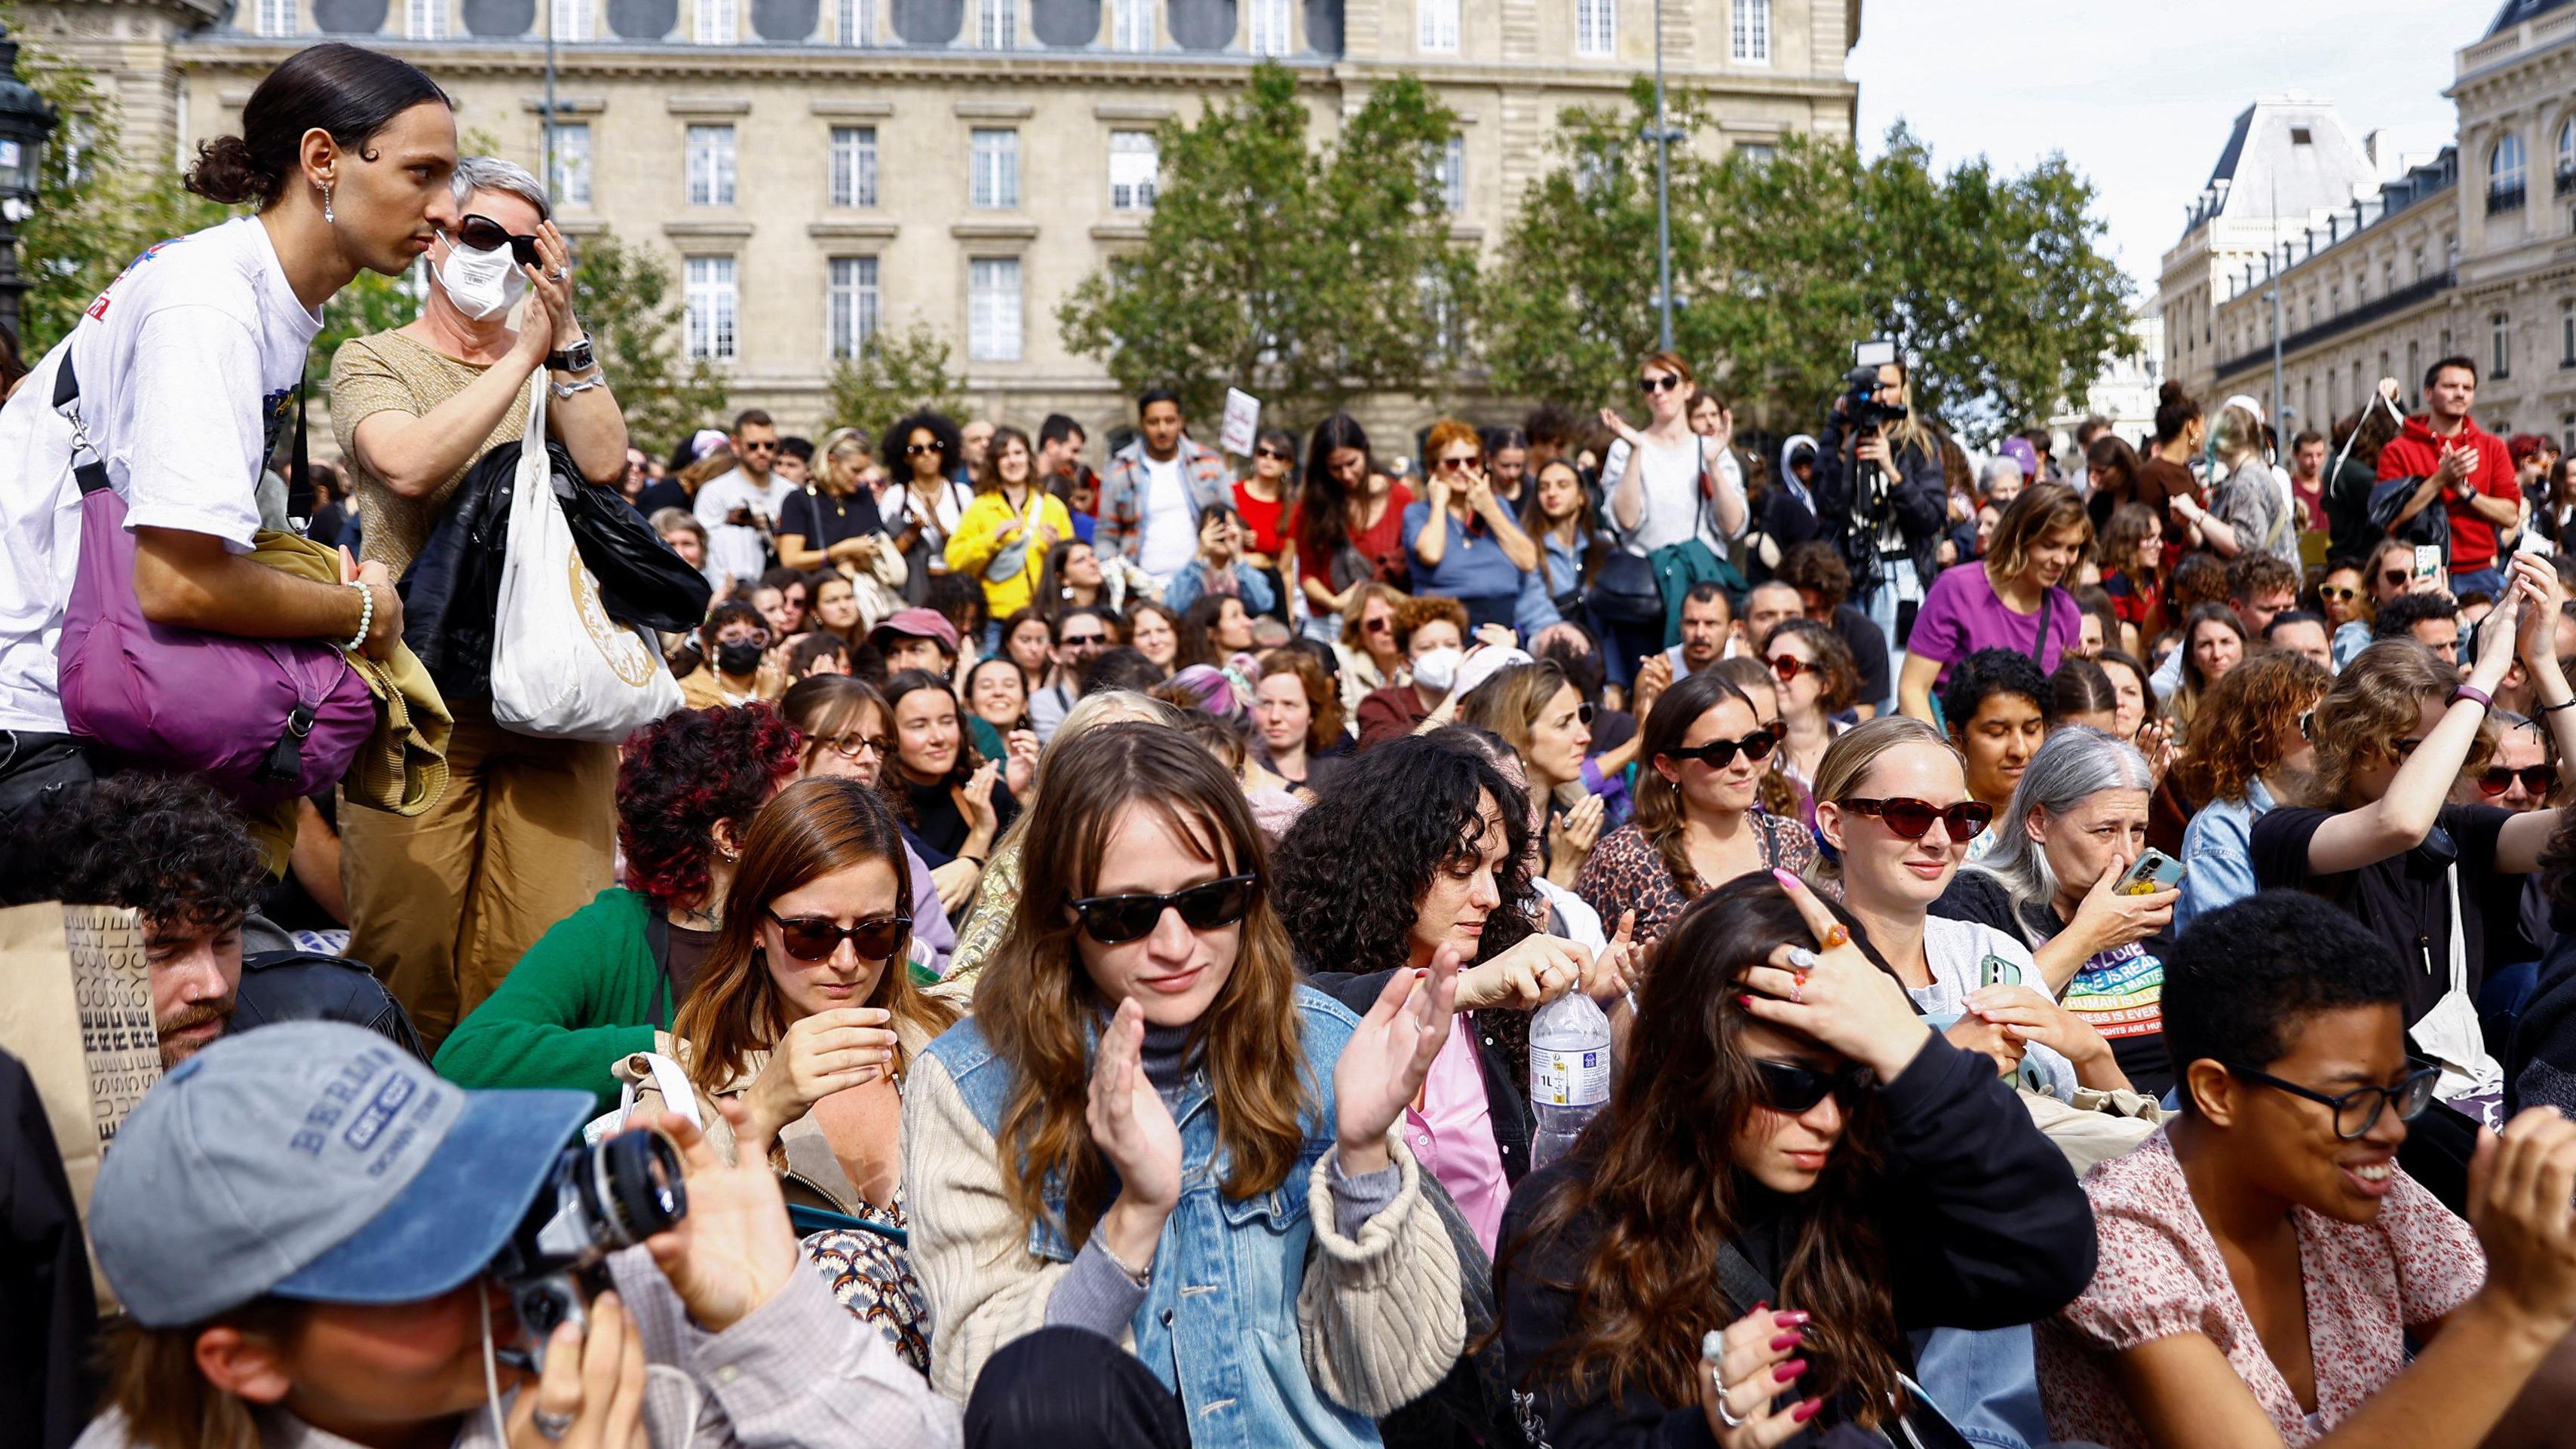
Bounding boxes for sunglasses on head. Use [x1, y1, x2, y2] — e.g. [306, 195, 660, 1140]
[1068, 873, 1260, 945]
[1639, 375, 1682, 394]
[2480, 763, 2558, 796]
[453, 213, 541, 267]
[1844, 796, 1995, 841]
[768, 910, 909, 964]
[1753, 1058, 1874, 1114]
[1661, 729, 1780, 770]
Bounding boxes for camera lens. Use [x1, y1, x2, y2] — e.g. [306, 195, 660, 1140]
[585, 1129, 686, 1248]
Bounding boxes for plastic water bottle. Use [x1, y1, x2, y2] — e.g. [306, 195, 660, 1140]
[1529, 989, 1612, 1169]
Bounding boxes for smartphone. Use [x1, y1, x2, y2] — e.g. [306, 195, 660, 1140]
[1978, 953, 2022, 989]
[2114, 847, 2186, 896]
[2412, 544, 2444, 588]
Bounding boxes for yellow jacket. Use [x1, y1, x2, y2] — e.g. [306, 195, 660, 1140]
[944, 489, 1075, 620]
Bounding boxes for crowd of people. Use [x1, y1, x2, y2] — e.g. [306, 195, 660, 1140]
[14, 38, 2576, 1449]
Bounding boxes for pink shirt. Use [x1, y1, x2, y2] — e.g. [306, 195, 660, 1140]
[2038, 1130, 2484, 1448]
[1401, 1014, 1508, 1255]
[1907, 560, 2081, 688]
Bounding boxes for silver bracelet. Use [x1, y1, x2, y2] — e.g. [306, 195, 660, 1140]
[550, 369, 608, 400]
[344, 580, 373, 652]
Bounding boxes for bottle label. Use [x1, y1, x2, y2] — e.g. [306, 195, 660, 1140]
[1532, 1046, 1609, 1107]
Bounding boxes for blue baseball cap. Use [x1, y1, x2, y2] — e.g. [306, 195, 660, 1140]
[90, 1022, 593, 1327]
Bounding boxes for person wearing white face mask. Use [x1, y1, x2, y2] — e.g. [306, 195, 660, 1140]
[329, 155, 633, 1056]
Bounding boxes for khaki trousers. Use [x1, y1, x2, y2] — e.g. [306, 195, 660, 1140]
[341, 699, 617, 1052]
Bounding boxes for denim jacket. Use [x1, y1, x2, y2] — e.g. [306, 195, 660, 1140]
[909, 987, 1464, 1449]
[2176, 777, 2274, 936]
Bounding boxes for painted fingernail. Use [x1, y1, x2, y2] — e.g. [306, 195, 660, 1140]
[1792, 1397, 1823, 1424]
[1768, 1331, 1803, 1351]
[1737, 994, 1756, 1007]
[1772, 1310, 1811, 1326]
[1774, 1359, 1808, 1383]
[1771, 867, 1799, 888]
[1750, 1300, 1767, 1313]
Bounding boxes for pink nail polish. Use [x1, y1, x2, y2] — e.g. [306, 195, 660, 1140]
[1791, 1397, 1823, 1424]
[1737, 994, 1756, 1007]
[1750, 1300, 1768, 1313]
[1772, 1309, 1811, 1326]
[1768, 1331, 1803, 1351]
[1774, 1359, 1808, 1383]
[1771, 867, 1798, 888]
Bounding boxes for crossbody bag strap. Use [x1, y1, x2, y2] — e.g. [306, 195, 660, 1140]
[284, 384, 312, 525]
[1715, 1239, 1776, 1319]
[51, 352, 112, 498]
[2029, 587, 2056, 669]
[644, 908, 675, 1028]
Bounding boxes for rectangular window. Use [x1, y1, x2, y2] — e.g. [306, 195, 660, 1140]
[1113, 0, 1154, 49]
[686, 125, 737, 207]
[975, 0, 1014, 47]
[1730, 0, 1768, 62]
[836, 0, 872, 42]
[1575, 0, 1614, 56]
[1109, 131, 1158, 211]
[1438, 134, 1466, 213]
[551, 0, 593, 38]
[969, 258, 1023, 363]
[830, 126, 879, 208]
[1737, 142, 1775, 166]
[971, 128, 1019, 210]
[1417, 0, 1457, 52]
[548, 122, 593, 209]
[408, 0, 447, 38]
[1247, 0, 1290, 54]
[827, 256, 880, 360]
[2562, 303, 2574, 366]
[685, 256, 737, 361]
[1419, 266, 1459, 359]
[2495, 314, 2514, 379]
[256, 0, 297, 35]
[695, 0, 735, 43]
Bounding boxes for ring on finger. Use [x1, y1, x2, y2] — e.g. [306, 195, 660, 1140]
[1785, 946, 1820, 973]
[1712, 1374, 1750, 1429]
[1791, 977, 1804, 1005]
[1819, 924, 1851, 951]
[533, 1408, 577, 1441]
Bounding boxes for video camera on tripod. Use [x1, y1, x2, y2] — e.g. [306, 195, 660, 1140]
[1841, 339, 1906, 434]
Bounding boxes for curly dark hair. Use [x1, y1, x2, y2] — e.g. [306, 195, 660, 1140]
[1, 776, 264, 931]
[616, 703, 802, 909]
[1272, 733, 1535, 979]
[887, 409, 964, 483]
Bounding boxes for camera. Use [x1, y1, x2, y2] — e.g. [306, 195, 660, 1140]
[1842, 339, 1906, 433]
[489, 1128, 687, 1368]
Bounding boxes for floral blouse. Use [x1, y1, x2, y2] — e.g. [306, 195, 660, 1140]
[1572, 813, 1818, 948]
[2037, 1129, 2483, 1448]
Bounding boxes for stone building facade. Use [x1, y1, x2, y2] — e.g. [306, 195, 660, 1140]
[24, 0, 1860, 450]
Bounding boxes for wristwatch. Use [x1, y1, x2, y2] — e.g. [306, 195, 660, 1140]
[546, 335, 596, 374]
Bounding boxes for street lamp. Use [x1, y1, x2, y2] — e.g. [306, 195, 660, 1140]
[0, 23, 58, 347]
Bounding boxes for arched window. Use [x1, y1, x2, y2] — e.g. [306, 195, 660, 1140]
[2498, 130, 2528, 187]
[2559, 117, 2576, 189]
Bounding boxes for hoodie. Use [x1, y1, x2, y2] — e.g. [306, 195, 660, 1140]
[2378, 412, 2516, 571]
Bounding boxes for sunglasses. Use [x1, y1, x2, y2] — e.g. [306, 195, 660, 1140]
[1661, 729, 1780, 770]
[2320, 585, 2359, 602]
[1753, 1058, 1875, 1114]
[767, 910, 909, 964]
[453, 213, 541, 267]
[1769, 653, 1814, 684]
[1068, 873, 1260, 945]
[1843, 796, 1995, 841]
[2480, 764, 2558, 796]
[1254, 447, 1292, 462]
[1639, 375, 1682, 394]
[1437, 455, 1480, 472]
[2383, 568, 2411, 588]
[740, 440, 780, 454]
[906, 443, 943, 458]
[1060, 632, 1108, 649]
[1364, 617, 1392, 634]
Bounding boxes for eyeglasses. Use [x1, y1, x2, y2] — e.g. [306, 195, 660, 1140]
[823, 734, 894, 761]
[1842, 796, 1995, 841]
[2479, 764, 2558, 797]
[1254, 447, 1293, 463]
[1068, 873, 1260, 945]
[1661, 729, 1780, 770]
[1639, 375, 1682, 394]
[906, 443, 942, 458]
[1769, 654, 1814, 684]
[1752, 1058, 1875, 1114]
[452, 213, 541, 266]
[2382, 568, 2411, 589]
[2320, 586, 2359, 602]
[767, 910, 910, 964]
[2222, 1061, 2441, 1141]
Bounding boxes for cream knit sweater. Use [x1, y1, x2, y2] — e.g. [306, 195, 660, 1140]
[902, 1048, 1467, 1413]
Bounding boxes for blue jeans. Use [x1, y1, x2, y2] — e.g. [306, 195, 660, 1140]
[1863, 563, 1921, 715]
[1911, 1325, 2049, 1449]
[2449, 565, 2506, 603]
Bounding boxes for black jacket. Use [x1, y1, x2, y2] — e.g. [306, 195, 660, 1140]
[1305, 969, 1536, 1188]
[1493, 1033, 2095, 1449]
[236, 950, 429, 1060]
[0, 1049, 97, 1449]
[1809, 415, 1948, 597]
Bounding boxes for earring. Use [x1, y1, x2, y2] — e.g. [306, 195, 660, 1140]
[319, 179, 335, 225]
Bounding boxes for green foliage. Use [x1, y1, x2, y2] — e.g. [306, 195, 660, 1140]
[570, 228, 728, 461]
[1486, 100, 2134, 444]
[305, 268, 419, 392]
[1057, 62, 1475, 429]
[823, 320, 964, 448]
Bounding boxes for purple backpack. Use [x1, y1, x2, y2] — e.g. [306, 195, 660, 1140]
[51, 355, 376, 807]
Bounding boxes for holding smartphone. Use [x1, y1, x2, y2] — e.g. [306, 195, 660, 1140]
[2413, 544, 2445, 590]
[2114, 847, 2186, 896]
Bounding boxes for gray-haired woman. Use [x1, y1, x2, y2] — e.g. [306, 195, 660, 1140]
[1930, 724, 2181, 1098]
[330, 153, 633, 1052]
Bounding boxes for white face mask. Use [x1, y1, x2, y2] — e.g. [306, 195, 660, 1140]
[1411, 645, 1462, 694]
[434, 234, 529, 322]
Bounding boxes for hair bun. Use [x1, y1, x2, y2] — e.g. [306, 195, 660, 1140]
[183, 134, 280, 207]
[2157, 380, 2191, 406]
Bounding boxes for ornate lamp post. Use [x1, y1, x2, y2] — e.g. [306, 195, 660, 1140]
[0, 24, 59, 346]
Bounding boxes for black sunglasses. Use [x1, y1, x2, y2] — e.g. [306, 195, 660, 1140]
[1254, 446, 1293, 462]
[2382, 568, 2411, 589]
[2222, 1062, 2440, 1141]
[1639, 375, 1682, 394]
[1661, 729, 1780, 770]
[2480, 763, 2558, 797]
[2320, 585, 2359, 602]
[454, 213, 541, 267]
[768, 910, 910, 964]
[906, 443, 943, 458]
[1068, 873, 1259, 945]
[1753, 1058, 1874, 1114]
[1844, 796, 1995, 841]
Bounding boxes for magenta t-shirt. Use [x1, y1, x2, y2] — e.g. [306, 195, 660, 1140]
[1909, 562, 2081, 686]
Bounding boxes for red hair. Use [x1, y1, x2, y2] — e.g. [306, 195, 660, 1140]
[615, 703, 802, 908]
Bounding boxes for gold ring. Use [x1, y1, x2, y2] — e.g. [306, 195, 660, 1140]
[1820, 924, 1851, 951]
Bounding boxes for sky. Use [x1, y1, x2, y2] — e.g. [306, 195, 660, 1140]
[1845, 0, 2479, 302]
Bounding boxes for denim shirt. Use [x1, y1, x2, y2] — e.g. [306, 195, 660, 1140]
[2176, 777, 2274, 936]
[922, 988, 1384, 1449]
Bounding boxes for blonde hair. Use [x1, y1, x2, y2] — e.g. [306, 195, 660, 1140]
[1808, 715, 1961, 880]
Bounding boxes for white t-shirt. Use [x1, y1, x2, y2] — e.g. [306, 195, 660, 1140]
[692, 467, 796, 585]
[1915, 914, 2076, 1101]
[1136, 451, 1196, 580]
[0, 217, 324, 732]
[1602, 433, 1743, 562]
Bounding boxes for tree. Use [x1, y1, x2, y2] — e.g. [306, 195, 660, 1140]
[570, 228, 728, 461]
[1057, 62, 1475, 428]
[823, 321, 964, 447]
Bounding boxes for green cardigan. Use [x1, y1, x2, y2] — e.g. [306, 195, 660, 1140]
[434, 887, 666, 1114]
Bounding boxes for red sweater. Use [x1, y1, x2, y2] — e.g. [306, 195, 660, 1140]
[2378, 414, 2516, 569]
